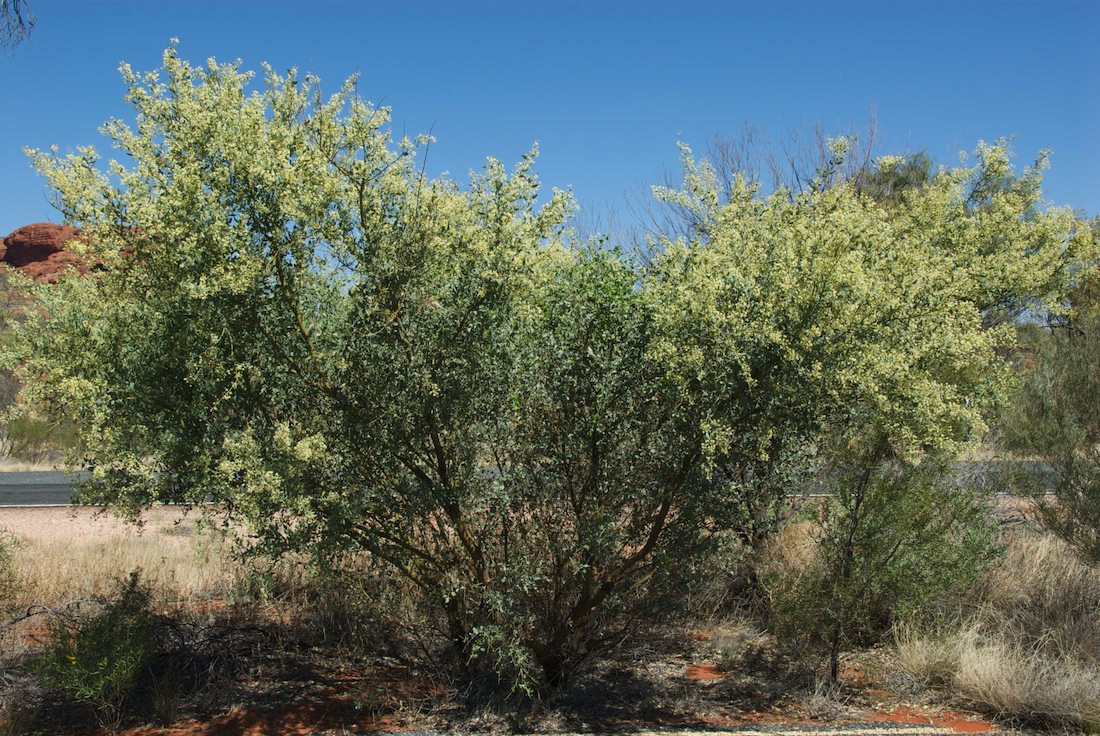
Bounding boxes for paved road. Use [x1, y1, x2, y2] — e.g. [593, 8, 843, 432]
[0, 460, 1058, 507]
[0, 471, 87, 506]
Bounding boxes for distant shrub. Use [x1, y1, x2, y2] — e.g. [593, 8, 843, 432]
[0, 414, 73, 465]
[1000, 305, 1100, 565]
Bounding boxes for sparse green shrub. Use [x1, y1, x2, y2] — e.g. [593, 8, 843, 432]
[36, 571, 156, 728]
[228, 561, 295, 607]
[766, 453, 995, 682]
[998, 221, 1100, 562]
[0, 364, 75, 466]
[1, 415, 63, 464]
[1000, 278, 1100, 564]
[300, 561, 425, 655]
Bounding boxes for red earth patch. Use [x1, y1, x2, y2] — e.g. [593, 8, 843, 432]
[873, 707, 997, 733]
[684, 663, 725, 681]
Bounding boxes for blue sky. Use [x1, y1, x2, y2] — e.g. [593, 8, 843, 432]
[1, 0, 1097, 236]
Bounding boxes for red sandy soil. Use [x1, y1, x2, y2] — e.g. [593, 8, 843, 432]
[873, 707, 997, 734]
[64, 651, 1002, 736]
[113, 651, 1005, 736]
[684, 663, 725, 681]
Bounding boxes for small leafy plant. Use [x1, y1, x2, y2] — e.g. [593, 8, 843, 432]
[36, 571, 156, 728]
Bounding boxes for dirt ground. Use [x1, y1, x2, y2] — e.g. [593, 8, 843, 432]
[0, 508, 1006, 736]
[0, 505, 208, 541]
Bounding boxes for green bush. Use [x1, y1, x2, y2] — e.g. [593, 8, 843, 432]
[1000, 258, 1100, 564]
[766, 453, 996, 682]
[6, 46, 1083, 693]
[1, 415, 67, 464]
[36, 572, 156, 728]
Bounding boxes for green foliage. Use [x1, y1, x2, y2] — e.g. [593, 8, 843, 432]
[645, 139, 1083, 573]
[0, 273, 73, 466]
[472, 246, 719, 685]
[36, 572, 156, 727]
[853, 150, 934, 204]
[0, 528, 18, 610]
[767, 452, 995, 681]
[648, 138, 1082, 469]
[4, 46, 1086, 691]
[1003, 327, 1100, 564]
[1001, 227, 1100, 563]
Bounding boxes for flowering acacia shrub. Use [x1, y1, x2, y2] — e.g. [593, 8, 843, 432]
[5, 45, 1087, 689]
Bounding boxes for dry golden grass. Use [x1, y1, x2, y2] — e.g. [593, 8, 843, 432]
[979, 532, 1100, 661]
[709, 617, 773, 672]
[954, 639, 1100, 732]
[899, 626, 1100, 731]
[756, 518, 818, 589]
[0, 506, 245, 611]
[896, 532, 1100, 732]
[894, 622, 976, 690]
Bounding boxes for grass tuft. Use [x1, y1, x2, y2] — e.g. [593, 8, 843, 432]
[897, 532, 1100, 733]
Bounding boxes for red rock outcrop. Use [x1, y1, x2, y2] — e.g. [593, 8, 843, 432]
[1, 223, 89, 283]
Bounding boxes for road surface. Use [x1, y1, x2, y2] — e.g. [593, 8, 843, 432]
[0, 471, 87, 506]
[0, 460, 1056, 507]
